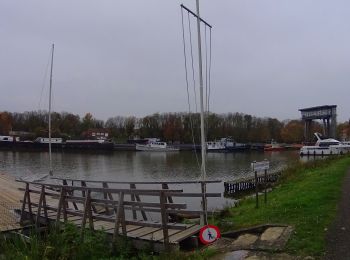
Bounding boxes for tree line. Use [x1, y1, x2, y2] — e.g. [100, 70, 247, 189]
[0, 110, 348, 143]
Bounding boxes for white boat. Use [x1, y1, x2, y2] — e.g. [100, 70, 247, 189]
[136, 141, 179, 152]
[35, 137, 63, 144]
[0, 136, 19, 142]
[207, 137, 249, 152]
[300, 133, 350, 156]
[206, 139, 226, 151]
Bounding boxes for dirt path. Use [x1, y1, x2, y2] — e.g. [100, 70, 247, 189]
[325, 169, 350, 260]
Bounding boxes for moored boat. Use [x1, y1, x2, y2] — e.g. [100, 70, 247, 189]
[136, 141, 179, 152]
[300, 133, 350, 156]
[207, 137, 249, 152]
[264, 140, 285, 152]
[65, 139, 114, 151]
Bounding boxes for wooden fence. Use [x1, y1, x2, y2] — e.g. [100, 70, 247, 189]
[224, 172, 281, 195]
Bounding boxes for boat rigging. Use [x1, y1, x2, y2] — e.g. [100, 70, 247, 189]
[48, 43, 54, 176]
[181, 1, 212, 226]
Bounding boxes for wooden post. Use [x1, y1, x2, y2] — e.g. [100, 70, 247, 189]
[162, 183, 174, 203]
[63, 179, 78, 210]
[130, 184, 137, 220]
[160, 191, 169, 250]
[81, 181, 97, 213]
[130, 183, 147, 220]
[102, 182, 111, 214]
[264, 169, 267, 204]
[87, 193, 94, 230]
[35, 185, 46, 227]
[81, 190, 92, 240]
[255, 171, 259, 208]
[56, 187, 65, 222]
[20, 183, 32, 225]
[113, 192, 125, 242]
[81, 181, 86, 197]
[62, 188, 67, 223]
[200, 181, 207, 225]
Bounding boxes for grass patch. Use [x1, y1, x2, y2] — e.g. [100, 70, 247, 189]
[0, 223, 217, 260]
[213, 156, 350, 257]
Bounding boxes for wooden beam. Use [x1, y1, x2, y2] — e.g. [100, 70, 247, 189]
[130, 184, 147, 221]
[113, 192, 125, 241]
[130, 184, 137, 220]
[56, 187, 65, 223]
[160, 191, 169, 250]
[81, 190, 92, 240]
[162, 183, 174, 204]
[35, 185, 46, 227]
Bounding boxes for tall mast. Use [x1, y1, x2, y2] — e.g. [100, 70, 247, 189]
[48, 43, 54, 176]
[195, 0, 207, 225]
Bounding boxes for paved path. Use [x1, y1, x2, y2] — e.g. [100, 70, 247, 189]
[325, 169, 350, 260]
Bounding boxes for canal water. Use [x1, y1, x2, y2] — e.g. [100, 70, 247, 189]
[0, 150, 300, 210]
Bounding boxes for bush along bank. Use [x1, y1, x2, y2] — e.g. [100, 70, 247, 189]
[212, 156, 350, 257]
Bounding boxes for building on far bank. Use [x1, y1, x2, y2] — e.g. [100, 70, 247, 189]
[82, 128, 110, 140]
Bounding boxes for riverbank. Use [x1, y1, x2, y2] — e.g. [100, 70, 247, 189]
[212, 155, 350, 258]
[1, 156, 350, 259]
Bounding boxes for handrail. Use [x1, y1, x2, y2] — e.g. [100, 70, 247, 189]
[17, 180, 183, 195]
[51, 176, 222, 184]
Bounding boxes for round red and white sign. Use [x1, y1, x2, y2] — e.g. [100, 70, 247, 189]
[199, 225, 221, 244]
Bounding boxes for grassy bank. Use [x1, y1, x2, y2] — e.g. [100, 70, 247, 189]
[214, 156, 350, 257]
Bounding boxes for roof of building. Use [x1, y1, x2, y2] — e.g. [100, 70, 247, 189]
[299, 105, 337, 112]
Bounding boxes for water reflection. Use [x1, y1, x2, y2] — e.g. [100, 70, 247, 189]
[0, 150, 302, 209]
[0, 150, 300, 180]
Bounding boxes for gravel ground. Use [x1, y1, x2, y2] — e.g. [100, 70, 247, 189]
[325, 169, 350, 260]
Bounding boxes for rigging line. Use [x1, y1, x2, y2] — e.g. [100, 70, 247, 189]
[38, 50, 52, 111]
[204, 25, 209, 168]
[204, 25, 208, 114]
[181, 7, 201, 170]
[181, 7, 191, 114]
[187, 11, 198, 113]
[204, 25, 209, 141]
[204, 28, 213, 172]
[208, 27, 212, 122]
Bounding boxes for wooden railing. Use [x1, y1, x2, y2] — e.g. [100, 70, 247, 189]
[18, 179, 221, 249]
[224, 171, 281, 195]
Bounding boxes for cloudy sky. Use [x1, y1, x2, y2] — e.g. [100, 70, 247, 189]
[1, 0, 350, 122]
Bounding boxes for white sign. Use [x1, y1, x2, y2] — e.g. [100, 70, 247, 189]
[251, 160, 270, 172]
[199, 225, 221, 244]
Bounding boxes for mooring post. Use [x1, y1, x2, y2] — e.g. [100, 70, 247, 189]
[255, 170, 259, 208]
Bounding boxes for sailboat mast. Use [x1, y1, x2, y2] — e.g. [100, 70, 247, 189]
[195, 0, 208, 225]
[48, 43, 54, 176]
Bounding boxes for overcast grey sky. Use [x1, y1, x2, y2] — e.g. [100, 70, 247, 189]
[1, 0, 349, 122]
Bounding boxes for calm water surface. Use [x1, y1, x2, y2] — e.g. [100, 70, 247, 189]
[0, 150, 300, 210]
